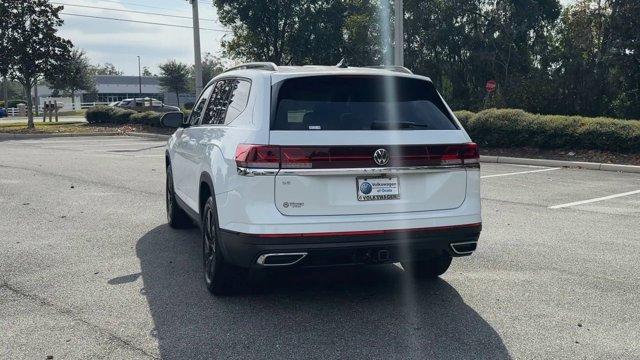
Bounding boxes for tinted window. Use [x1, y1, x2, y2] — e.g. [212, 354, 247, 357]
[202, 79, 251, 125]
[189, 84, 213, 125]
[273, 76, 457, 131]
[203, 81, 229, 125]
[224, 79, 251, 123]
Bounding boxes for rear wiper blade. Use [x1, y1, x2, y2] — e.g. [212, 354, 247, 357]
[399, 122, 429, 128]
[371, 121, 429, 129]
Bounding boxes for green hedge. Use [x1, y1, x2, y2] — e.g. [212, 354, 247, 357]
[1, 100, 27, 108]
[85, 106, 163, 126]
[129, 111, 162, 126]
[454, 109, 640, 153]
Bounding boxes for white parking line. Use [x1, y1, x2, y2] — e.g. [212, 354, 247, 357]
[509, 164, 556, 169]
[549, 190, 640, 209]
[481, 167, 560, 179]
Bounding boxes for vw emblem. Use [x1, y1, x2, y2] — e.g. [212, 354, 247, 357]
[373, 148, 390, 166]
[360, 181, 373, 195]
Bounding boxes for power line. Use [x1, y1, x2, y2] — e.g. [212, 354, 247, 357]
[52, 2, 220, 22]
[92, 0, 187, 13]
[60, 13, 231, 32]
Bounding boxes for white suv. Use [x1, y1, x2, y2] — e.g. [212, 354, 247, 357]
[162, 63, 481, 295]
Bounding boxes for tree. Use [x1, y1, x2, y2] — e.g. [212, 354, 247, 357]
[46, 49, 96, 108]
[213, 0, 377, 65]
[211, 0, 639, 118]
[0, 2, 14, 108]
[607, 0, 640, 118]
[142, 66, 154, 77]
[159, 60, 190, 107]
[404, 0, 488, 110]
[91, 62, 124, 76]
[1, 0, 72, 128]
[341, 0, 382, 66]
[199, 53, 225, 86]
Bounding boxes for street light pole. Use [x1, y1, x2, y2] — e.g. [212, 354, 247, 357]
[189, 0, 203, 97]
[393, 0, 404, 67]
[137, 55, 142, 97]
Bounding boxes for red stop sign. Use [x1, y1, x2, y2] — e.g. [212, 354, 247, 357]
[485, 80, 497, 93]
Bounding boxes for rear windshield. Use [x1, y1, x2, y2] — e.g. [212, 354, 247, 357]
[272, 76, 457, 131]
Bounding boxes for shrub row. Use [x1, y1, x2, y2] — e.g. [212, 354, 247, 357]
[85, 106, 162, 126]
[0, 100, 27, 108]
[84, 105, 640, 152]
[454, 109, 640, 153]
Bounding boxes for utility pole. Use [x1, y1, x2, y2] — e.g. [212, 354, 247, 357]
[188, 0, 203, 97]
[393, 0, 404, 67]
[137, 56, 142, 97]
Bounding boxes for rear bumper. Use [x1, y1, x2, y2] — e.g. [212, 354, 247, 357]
[218, 223, 481, 268]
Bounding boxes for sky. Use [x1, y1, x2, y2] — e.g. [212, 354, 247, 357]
[57, 0, 577, 76]
[57, 0, 228, 76]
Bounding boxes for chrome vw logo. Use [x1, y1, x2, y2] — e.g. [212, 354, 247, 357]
[373, 148, 390, 166]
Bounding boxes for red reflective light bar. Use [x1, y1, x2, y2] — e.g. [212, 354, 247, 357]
[235, 143, 479, 169]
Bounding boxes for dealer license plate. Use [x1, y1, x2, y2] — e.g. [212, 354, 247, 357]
[356, 176, 400, 201]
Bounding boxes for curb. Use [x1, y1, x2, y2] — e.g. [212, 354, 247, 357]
[126, 132, 170, 140]
[481, 155, 640, 174]
[0, 132, 121, 140]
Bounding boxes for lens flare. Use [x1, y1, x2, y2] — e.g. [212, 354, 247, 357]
[377, 1, 425, 354]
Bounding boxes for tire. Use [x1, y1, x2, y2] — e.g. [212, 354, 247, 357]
[166, 164, 192, 229]
[402, 252, 452, 279]
[202, 196, 236, 296]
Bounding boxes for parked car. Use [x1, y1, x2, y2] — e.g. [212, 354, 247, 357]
[161, 63, 482, 295]
[116, 97, 179, 113]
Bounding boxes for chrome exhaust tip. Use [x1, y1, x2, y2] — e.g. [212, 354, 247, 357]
[256, 252, 308, 266]
[449, 241, 477, 255]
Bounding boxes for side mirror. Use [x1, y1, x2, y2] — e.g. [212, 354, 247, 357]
[160, 112, 185, 128]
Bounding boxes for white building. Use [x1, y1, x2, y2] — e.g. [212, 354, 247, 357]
[36, 75, 195, 109]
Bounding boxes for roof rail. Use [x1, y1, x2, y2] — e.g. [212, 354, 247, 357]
[224, 62, 279, 73]
[364, 65, 413, 74]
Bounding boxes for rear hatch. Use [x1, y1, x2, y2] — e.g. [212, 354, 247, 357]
[265, 74, 476, 216]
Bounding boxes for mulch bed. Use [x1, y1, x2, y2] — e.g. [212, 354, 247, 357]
[0, 123, 174, 136]
[481, 147, 640, 166]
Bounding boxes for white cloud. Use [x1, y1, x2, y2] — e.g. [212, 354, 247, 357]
[57, 0, 227, 75]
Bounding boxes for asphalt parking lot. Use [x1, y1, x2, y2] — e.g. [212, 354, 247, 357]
[1, 136, 639, 359]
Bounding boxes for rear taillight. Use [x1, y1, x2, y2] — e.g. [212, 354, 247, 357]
[280, 147, 372, 169]
[235, 143, 479, 170]
[442, 143, 479, 166]
[235, 144, 280, 168]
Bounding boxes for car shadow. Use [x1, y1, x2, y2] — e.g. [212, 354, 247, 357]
[134, 225, 511, 359]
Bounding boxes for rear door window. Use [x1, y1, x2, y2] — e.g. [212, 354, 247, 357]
[203, 81, 229, 125]
[202, 79, 251, 125]
[272, 76, 458, 131]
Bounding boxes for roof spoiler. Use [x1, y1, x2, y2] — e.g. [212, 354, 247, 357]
[224, 62, 278, 73]
[363, 65, 413, 74]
